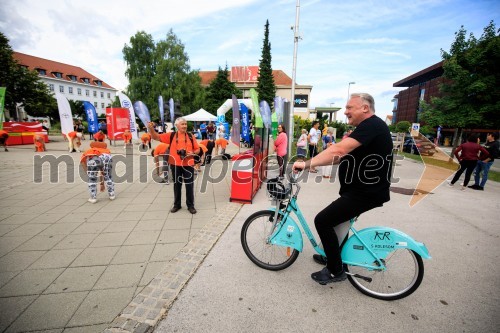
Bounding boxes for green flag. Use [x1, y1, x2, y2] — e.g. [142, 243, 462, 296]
[249, 88, 263, 128]
[271, 112, 278, 139]
[0, 87, 5, 130]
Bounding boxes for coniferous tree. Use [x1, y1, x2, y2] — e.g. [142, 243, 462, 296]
[205, 65, 241, 124]
[257, 20, 276, 108]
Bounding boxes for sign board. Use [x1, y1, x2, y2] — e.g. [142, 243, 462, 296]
[293, 94, 309, 108]
[411, 123, 420, 137]
[231, 66, 259, 82]
[106, 107, 130, 140]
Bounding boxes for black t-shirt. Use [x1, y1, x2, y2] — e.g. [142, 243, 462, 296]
[338, 115, 393, 204]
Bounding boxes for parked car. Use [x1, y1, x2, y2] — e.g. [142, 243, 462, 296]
[403, 138, 436, 156]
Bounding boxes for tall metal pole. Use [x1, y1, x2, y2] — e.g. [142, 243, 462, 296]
[288, 0, 300, 157]
[345, 81, 355, 123]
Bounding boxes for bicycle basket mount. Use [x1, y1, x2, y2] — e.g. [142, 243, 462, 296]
[266, 177, 290, 200]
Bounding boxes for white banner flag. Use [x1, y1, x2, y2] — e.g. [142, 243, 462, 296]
[55, 93, 73, 135]
[117, 91, 139, 140]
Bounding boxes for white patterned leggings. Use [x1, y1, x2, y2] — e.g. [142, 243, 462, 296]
[87, 154, 115, 199]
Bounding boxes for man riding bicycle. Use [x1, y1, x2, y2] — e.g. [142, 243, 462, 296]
[292, 93, 393, 285]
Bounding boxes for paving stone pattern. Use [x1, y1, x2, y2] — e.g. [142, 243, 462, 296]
[0, 138, 243, 333]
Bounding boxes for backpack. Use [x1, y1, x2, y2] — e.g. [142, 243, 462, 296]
[167, 131, 195, 150]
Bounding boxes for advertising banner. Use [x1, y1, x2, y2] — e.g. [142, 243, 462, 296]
[117, 91, 139, 139]
[55, 92, 74, 135]
[106, 107, 130, 140]
[83, 101, 99, 134]
[231, 94, 240, 146]
[230, 66, 259, 82]
[240, 103, 250, 143]
[293, 94, 309, 108]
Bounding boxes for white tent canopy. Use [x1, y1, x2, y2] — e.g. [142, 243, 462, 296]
[183, 108, 217, 121]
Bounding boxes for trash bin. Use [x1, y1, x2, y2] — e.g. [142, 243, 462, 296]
[230, 152, 256, 203]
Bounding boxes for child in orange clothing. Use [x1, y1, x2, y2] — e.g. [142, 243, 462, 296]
[81, 145, 115, 203]
[215, 137, 228, 155]
[0, 129, 9, 152]
[66, 131, 82, 153]
[33, 134, 46, 152]
[194, 143, 208, 172]
[93, 130, 106, 142]
[141, 132, 152, 150]
[153, 143, 169, 184]
[123, 130, 132, 145]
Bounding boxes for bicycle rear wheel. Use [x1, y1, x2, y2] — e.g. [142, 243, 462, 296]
[241, 210, 300, 271]
[345, 249, 424, 300]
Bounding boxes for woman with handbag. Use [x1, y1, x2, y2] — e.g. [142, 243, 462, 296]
[296, 129, 308, 159]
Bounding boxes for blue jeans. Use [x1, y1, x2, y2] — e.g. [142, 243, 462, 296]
[474, 160, 493, 188]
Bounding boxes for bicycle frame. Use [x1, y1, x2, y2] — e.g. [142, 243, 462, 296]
[268, 190, 431, 270]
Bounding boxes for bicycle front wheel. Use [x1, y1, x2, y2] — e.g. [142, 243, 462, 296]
[241, 210, 300, 271]
[346, 249, 424, 301]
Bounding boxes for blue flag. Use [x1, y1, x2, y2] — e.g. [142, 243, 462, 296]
[158, 96, 164, 126]
[83, 101, 99, 134]
[260, 100, 272, 129]
[241, 103, 250, 143]
[231, 95, 240, 146]
[274, 96, 284, 124]
[169, 98, 175, 124]
[133, 101, 151, 129]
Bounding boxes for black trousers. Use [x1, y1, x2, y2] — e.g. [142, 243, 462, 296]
[451, 159, 477, 186]
[277, 155, 285, 177]
[308, 144, 318, 159]
[170, 165, 195, 209]
[315, 196, 382, 275]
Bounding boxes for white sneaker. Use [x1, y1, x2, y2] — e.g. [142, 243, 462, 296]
[109, 193, 116, 200]
[460, 186, 466, 191]
[447, 181, 454, 187]
[88, 198, 97, 204]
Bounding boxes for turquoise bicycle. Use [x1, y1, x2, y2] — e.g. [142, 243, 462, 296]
[240, 175, 431, 300]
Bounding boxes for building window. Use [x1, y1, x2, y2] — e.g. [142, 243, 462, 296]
[68, 87, 73, 94]
[77, 88, 82, 95]
[37, 69, 46, 75]
[93, 91, 97, 97]
[85, 89, 90, 96]
[100, 92, 104, 98]
[68, 75, 77, 82]
[82, 78, 90, 84]
[101, 103, 105, 109]
[53, 72, 62, 78]
[49, 84, 54, 92]
[94, 102, 98, 108]
[107, 92, 111, 98]
[95, 80, 102, 87]
[59, 85, 64, 93]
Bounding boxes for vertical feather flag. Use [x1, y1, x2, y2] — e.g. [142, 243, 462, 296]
[260, 100, 272, 129]
[249, 88, 263, 128]
[117, 91, 139, 139]
[231, 95, 240, 146]
[55, 92, 74, 135]
[158, 96, 165, 130]
[133, 101, 151, 129]
[169, 98, 175, 124]
[240, 103, 250, 144]
[83, 101, 99, 134]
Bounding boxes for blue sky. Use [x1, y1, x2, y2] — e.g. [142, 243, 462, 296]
[1, 0, 498, 121]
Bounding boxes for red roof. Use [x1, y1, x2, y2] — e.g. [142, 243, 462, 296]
[199, 69, 293, 86]
[13, 52, 116, 90]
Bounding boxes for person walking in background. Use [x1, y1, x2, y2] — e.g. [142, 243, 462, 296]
[123, 130, 132, 147]
[296, 128, 308, 159]
[207, 121, 215, 140]
[342, 129, 353, 140]
[448, 134, 489, 191]
[469, 132, 499, 191]
[42, 119, 50, 135]
[98, 120, 107, 135]
[321, 127, 336, 178]
[200, 121, 208, 140]
[308, 121, 320, 173]
[274, 124, 288, 178]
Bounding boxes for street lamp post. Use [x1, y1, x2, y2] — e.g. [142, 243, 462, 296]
[288, 0, 301, 159]
[345, 81, 355, 123]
